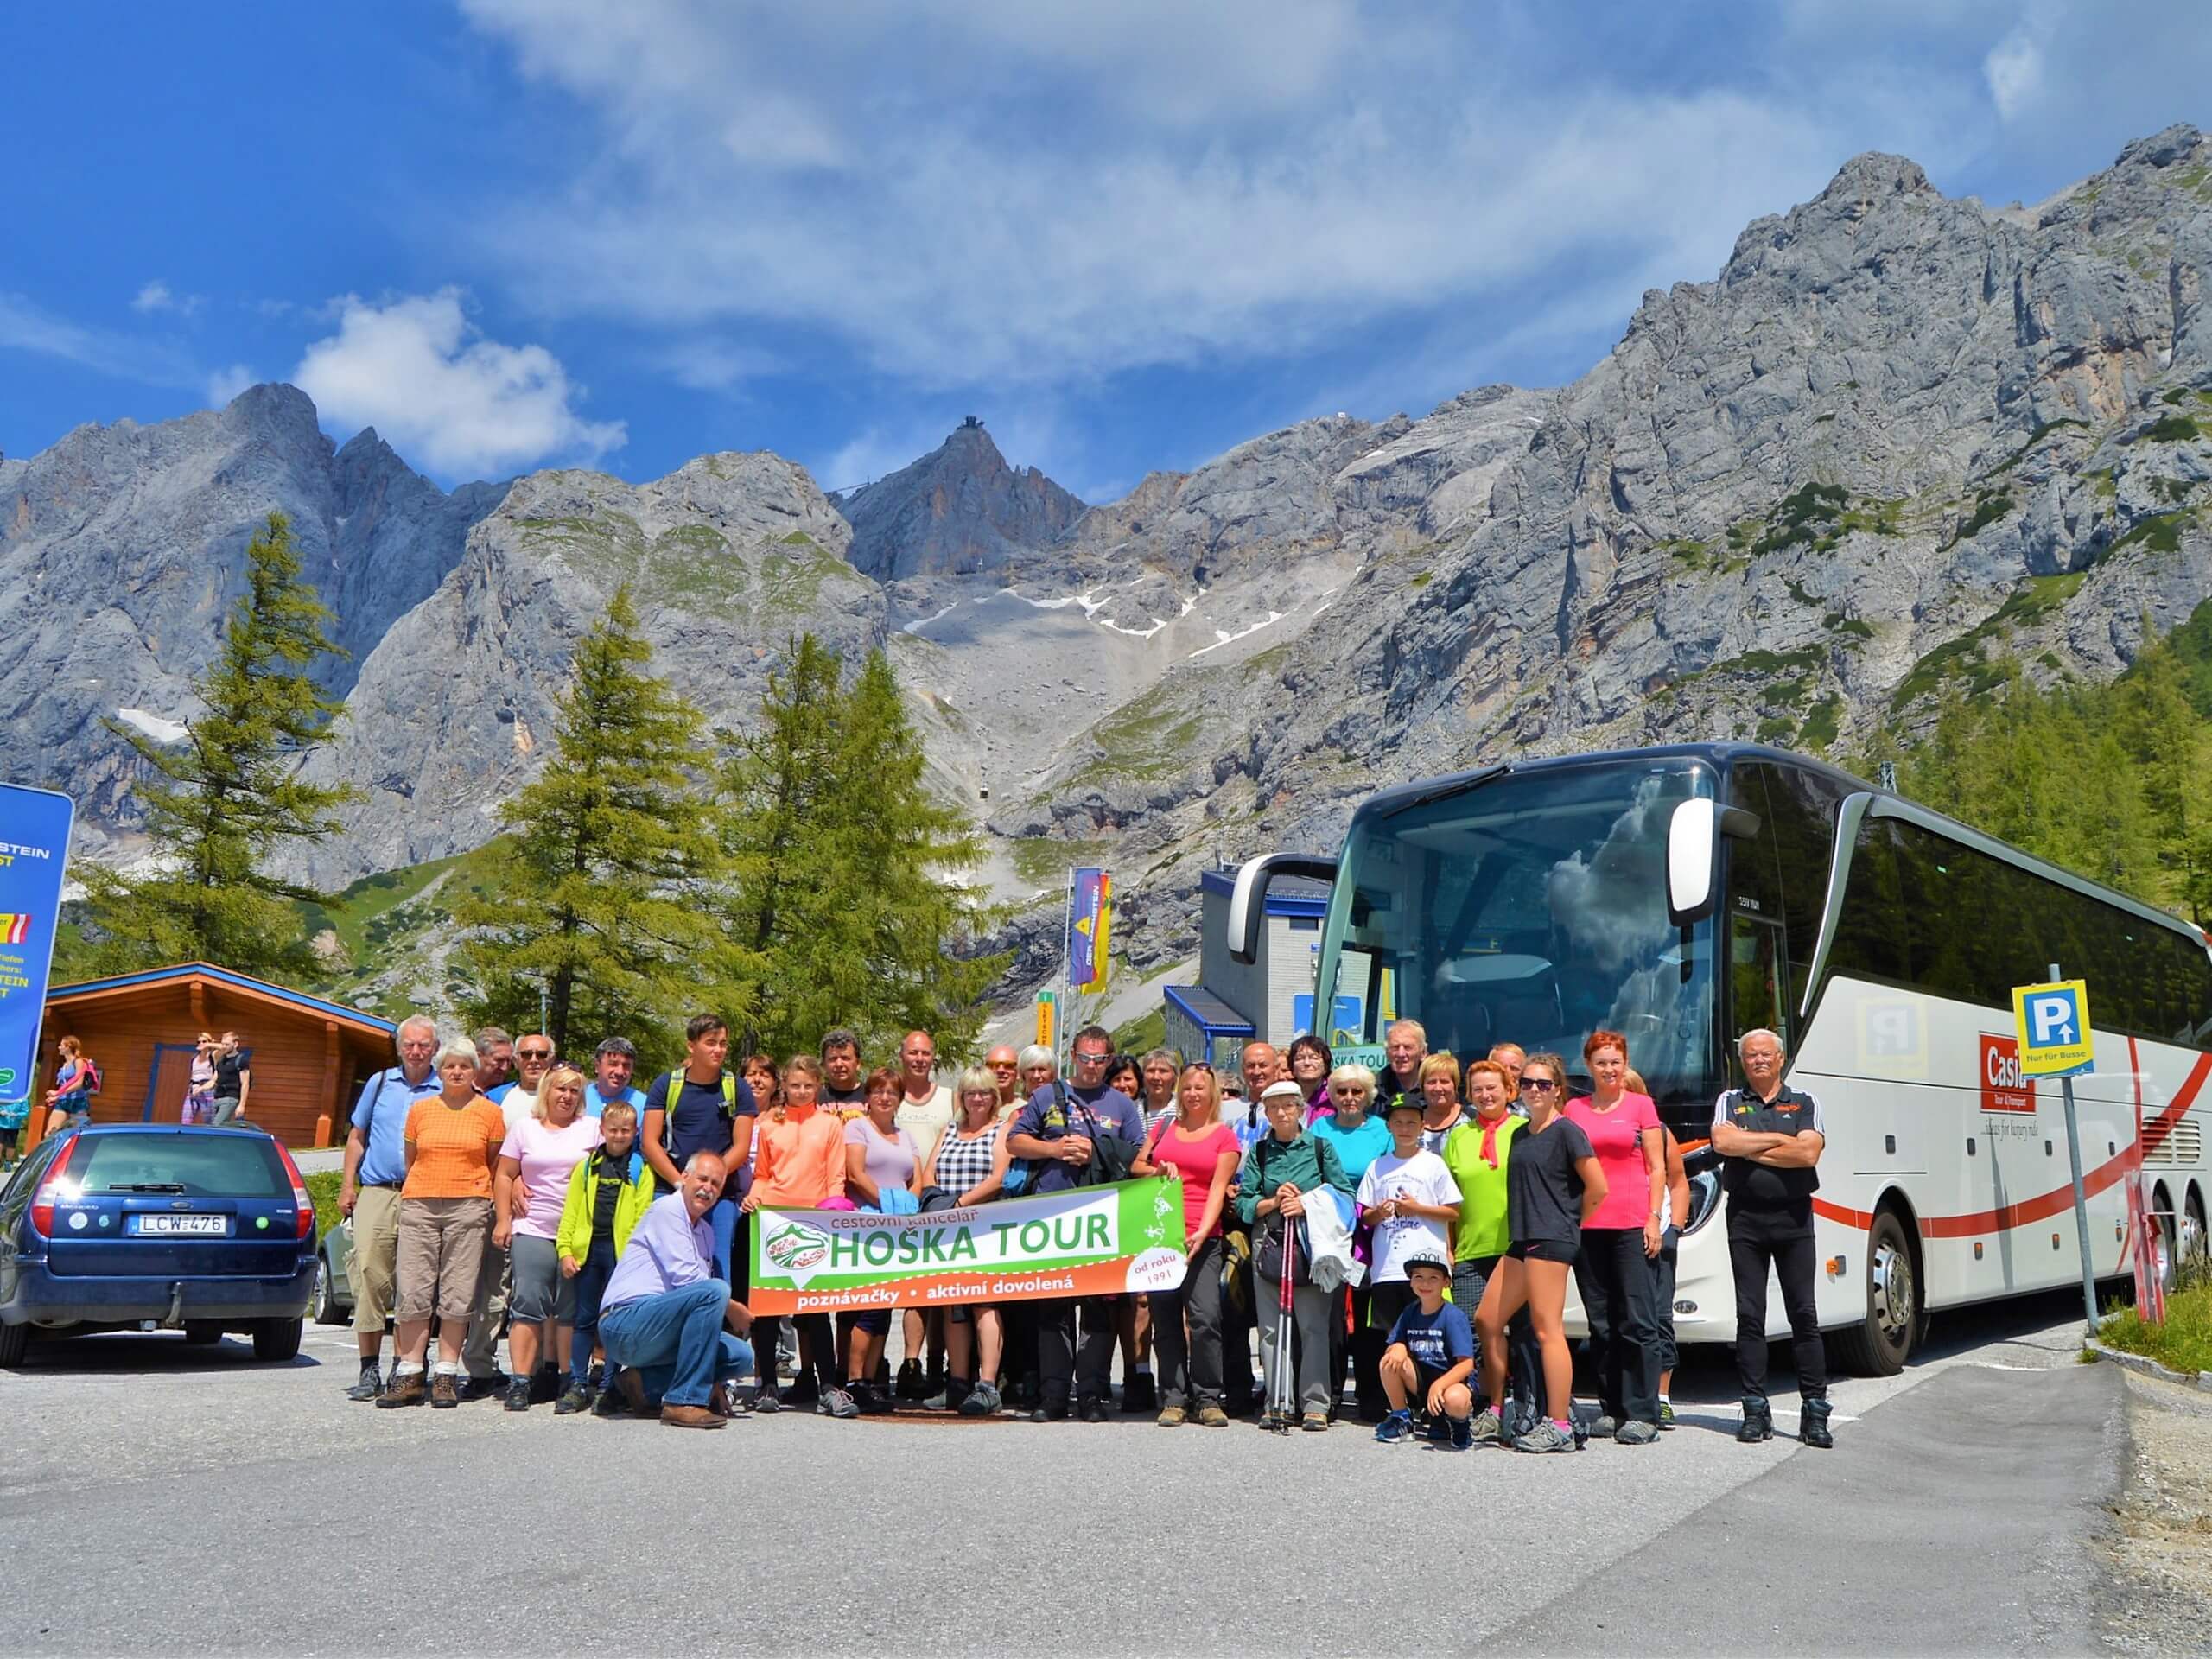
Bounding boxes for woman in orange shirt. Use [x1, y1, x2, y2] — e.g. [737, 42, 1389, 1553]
[378, 1036, 506, 1410]
[741, 1055, 852, 1416]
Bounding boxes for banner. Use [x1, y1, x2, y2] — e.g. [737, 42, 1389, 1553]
[1070, 867, 1111, 992]
[0, 785, 74, 1124]
[749, 1176, 1186, 1313]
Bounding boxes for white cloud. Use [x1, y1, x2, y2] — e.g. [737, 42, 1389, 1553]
[0, 291, 200, 387]
[1983, 6, 2053, 119]
[207, 365, 257, 407]
[292, 288, 626, 478]
[131, 280, 175, 314]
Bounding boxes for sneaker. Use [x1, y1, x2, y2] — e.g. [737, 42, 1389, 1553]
[430, 1372, 461, 1409]
[346, 1364, 384, 1403]
[783, 1375, 821, 1408]
[959, 1381, 1003, 1417]
[1616, 1419, 1661, 1446]
[1467, 1408, 1503, 1444]
[1657, 1400, 1677, 1431]
[1156, 1405, 1187, 1427]
[1301, 1411, 1330, 1433]
[1375, 1408, 1414, 1444]
[1586, 1413, 1619, 1440]
[555, 1382, 592, 1415]
[591, 1382, 626, 1418]
[1422, 1416, 1452, 1445]
[1029, 1399, 1070, 1423]
[377, 1370, 426, 1408]
[1122, 1374, 1158, 1414]
[818, 1386, 861, 1420]
[503, 1378, 531, 1413]
[750, 1388, 784, 1415]
[1078, 1397, 1109, 1424]
[894, 1358, 926, 1400]
[1194, 1404, 1230, 1428]
[1448, 1414, 1474, 1451]
[1513, 1418, 1578, 1453]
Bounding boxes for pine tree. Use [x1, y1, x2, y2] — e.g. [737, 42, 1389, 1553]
[709, 636, 1007, 1063]
[75, 512, 357, 981]
[454, 587, 724, 1065]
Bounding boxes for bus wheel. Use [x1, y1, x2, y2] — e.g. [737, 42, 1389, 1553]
[1832, 1209, 1917, 1376]
[2152, 1185, 2177, 1294]
[2184, 1189, 2208, 1270]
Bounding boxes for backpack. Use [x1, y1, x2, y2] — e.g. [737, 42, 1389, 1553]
[661, 1071, 736, 1157]
[81, 1061, 101, 1096]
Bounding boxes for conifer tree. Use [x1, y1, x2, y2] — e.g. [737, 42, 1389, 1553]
[75, 512, 356, 982]
[710, 635, 1007, 1062]
[455, 587, 723, 1065]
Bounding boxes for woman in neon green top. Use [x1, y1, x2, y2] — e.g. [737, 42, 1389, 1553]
[1440, 1058, 1523, 1314]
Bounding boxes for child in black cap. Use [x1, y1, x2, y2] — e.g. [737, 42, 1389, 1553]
[1375, 1247, 1476, 1449]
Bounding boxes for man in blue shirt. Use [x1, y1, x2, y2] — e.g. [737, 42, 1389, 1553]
[584, 1037, 647, 1119]
[337, 1014, 442, 1402]
[599, 1151, 755, 1428]
[1006, 1024, 1144, 1422]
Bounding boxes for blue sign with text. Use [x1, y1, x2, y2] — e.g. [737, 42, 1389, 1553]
[0, 785, 75, 1122]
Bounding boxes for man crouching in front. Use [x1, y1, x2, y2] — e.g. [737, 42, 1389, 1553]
[596, 1152, 755, 1428]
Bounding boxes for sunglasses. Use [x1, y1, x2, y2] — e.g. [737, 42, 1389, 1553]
[1521, 1078, 1560, 1093]
[1073, 1051, 1111, 1064]
[518, 1049, 553, 1061]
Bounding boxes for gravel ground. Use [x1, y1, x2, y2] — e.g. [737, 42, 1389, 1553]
[2099, 1368, 2212, 1653]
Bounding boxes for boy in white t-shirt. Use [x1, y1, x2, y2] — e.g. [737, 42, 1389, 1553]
[1357, 1097, 1464, 1352]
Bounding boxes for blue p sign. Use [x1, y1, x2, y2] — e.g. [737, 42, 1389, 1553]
[2028, 990, 2080, 1048]
[2012, 977, 2094, 1077]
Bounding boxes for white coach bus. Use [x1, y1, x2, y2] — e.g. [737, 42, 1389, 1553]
[1229, 744, 2212, 1373]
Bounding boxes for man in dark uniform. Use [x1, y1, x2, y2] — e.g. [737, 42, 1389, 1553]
[1710, 1027, 1834, 1449]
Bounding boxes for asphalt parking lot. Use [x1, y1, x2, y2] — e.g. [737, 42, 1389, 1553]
[0, 1292, 2124, 1656]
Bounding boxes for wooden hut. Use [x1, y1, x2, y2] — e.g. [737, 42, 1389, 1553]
[35, 963, 397, 1149]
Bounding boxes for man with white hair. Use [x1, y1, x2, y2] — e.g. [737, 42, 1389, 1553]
[1378, 1020, 1428, 1117]
[1711, 1027, 1832, 1450]
[598, 1151, 755, 1429]
[337, 1014, 442, 1402]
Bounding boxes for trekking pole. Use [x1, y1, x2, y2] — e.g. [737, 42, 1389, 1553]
[1272, 1212, 1297, 1432]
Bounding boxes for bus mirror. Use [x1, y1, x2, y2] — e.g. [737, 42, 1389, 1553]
[1227, 852, 1339, 965]
[1667, 800, 1718, 924]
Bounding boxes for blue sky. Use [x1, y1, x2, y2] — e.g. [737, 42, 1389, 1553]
[5, 1, 2210, 505]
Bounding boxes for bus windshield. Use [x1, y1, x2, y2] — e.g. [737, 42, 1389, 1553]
[1316, 758, 1719, 1105]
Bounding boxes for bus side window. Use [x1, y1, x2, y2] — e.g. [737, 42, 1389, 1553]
[1731, 912, 1787, 1058]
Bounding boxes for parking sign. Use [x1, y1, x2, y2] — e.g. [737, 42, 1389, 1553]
[2010, 978, 2094, 1078]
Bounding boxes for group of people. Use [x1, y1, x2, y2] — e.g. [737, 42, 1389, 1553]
[334, 1010, 1834, 1448]
[0, 1029, 251, 1170]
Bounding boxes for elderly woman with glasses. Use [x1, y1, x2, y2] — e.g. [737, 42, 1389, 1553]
[1236, 1079, 1354, 1432]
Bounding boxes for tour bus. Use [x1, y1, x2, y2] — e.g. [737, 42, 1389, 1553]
[1228, 743, 2212, 1373]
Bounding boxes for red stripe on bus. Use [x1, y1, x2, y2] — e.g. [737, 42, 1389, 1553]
[1810, 1050, 2210, 1239]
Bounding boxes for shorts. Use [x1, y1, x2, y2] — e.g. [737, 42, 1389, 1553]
[506, 1233, 576, 1325]
[1451, 1255, 1503, 1313]
[1507, 1238, 1578, 1264]
[394, 1197, 493, 1323]
[849, 1306, 893, 1337]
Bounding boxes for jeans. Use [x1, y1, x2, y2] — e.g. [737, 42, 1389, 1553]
[600, 1280, 754, 1408]
[1037, 1294, 1119, 1406]
[1574, 1225, 1661, 1425]
[1152, 1236, 1224, 1409]
[1255, 1274, 1336, 1414]
[706, 1198, 739, 1284]
[1730, 1222, 1827, 1401]
[569, 1238, 619, 1386]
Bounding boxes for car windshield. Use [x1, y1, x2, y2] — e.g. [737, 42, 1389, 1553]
[63, 1135, 286, 1198]
[1318, 759, 1719, 1105]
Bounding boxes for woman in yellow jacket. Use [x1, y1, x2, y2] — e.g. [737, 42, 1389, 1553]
[555, 1100, 656, 1414]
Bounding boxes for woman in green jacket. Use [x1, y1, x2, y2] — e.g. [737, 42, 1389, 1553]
[554, 1100, 656, 1414]
[1236, 1080, 1354, 1431]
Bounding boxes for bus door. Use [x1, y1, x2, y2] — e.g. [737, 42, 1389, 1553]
[1729, 911, 1788, 1051]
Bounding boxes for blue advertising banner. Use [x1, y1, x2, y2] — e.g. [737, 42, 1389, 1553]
[1070, 868, 1111, 992]
[0, 785, 75, 1122]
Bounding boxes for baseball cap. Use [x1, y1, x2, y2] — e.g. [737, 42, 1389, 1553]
[1402, 1247, 1452, 1280]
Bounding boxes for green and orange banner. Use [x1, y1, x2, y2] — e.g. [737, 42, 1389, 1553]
[748, 1177, 1187, 1314]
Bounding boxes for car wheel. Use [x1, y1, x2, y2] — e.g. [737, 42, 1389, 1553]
[0, 1319, 26, 1368]
[181, 1321, 225, 1345]
[1829, 1208, 1918, 1376]
[251, 1316, 302, 1362]
[312, 1258, 347, 1326]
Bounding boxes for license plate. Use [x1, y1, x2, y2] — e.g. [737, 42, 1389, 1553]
[129, 1214, 228, 1236]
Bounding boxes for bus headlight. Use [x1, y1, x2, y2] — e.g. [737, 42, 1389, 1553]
[1682, 1160, 1723, 1236]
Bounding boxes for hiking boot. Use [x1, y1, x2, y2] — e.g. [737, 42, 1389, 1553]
[346, 1363, 383, 1402]
[591, 1381, 626, 1418]
[818, 1386, 861, 1420]
[1302, 1411, 1330, 1433]
[1156, 1405, 1187, 1427]
[1737, 1395, 1774, 1443]
[782, 1374, 820, 1408]
[430, 1372, 461, 1409]
[1801, 1396, 1834, 1450]
[456, 1372, 506, 1403]
[555, 1382, 592, 1415]
[376, 1370, 426, 1408]
[1122, 1374, 1158, 1413]
[1615, 1419, 1661, 1446]
[611, 1367, 649, 1418]
[1078, 1396, 1110, 1424]
[1029, 1399, 1070, 1423]
[1512, 1418, 1578, 1453]
[894, 1358, 926, 1400]
[1375, 1408, 1414, 1444]
[1467, 1408, 1503, 1444]
[504, 1378, 532, 1412]
[1194, 1403, 1230, 1427]
[1586, 1412, 1619, 1440]
[660, 1402, 725, 1429]
[1657, 1400, 1677, 1431]
[959, 1381, 1003, 1417]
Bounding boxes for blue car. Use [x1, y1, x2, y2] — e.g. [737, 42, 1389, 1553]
[0, 1123, 317, 1365]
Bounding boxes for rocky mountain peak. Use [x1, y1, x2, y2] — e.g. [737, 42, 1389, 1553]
[834, 418, 1085, 582]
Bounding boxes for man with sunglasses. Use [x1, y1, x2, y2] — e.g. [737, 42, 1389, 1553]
[493, 1034, 557, 1132]
[464, 1032, 556, 1399]
[984, 1045, 1022, 1116]
[1005, 1025, 1145, 1421]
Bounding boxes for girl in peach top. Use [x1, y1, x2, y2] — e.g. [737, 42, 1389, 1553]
[740, 1057, 854, 1416]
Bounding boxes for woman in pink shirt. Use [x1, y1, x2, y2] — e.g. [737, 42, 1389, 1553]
[493, 1065, 603, 1413]
[1562, 1030, 1665, 1445]
[1131, 1064, 1241, 1427]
